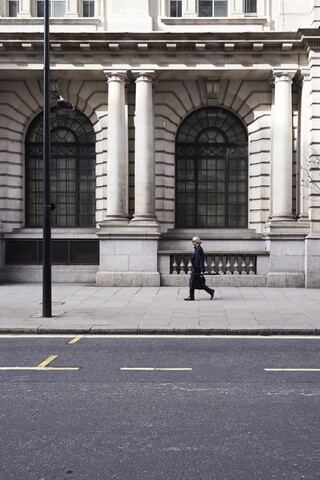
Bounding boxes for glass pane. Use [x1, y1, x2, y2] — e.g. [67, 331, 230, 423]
[53, 0, 66, 16]
[175, 107, 248, 228]
[83, 0, 95, 16]
[199, 0, 212, 16]
[214, 0, 228, 17]
[245, 0, 257, 13]
[37, 1, 44, 16]
[9, 1, 19, 17]
[170, 0, 182, 17]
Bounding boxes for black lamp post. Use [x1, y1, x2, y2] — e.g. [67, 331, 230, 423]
[42, 0, 51, 317]
[42, 1, 73, 317]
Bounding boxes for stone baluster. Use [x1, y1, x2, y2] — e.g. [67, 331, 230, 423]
[249, 257, 255, 275]
[226, 256, 231, 275]
[233, 257, 239, 275]
[218, 257, 224, 275]
[179, 257, 186, 275]
[172, 256, 178, 274]
[241, 257, 247, 275]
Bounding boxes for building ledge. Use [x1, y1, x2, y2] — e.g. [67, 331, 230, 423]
[0, 17, 101, 25]
[160, 16, 268, 26]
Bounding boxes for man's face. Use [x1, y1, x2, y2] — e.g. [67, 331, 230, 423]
[192, 239, 197, 246]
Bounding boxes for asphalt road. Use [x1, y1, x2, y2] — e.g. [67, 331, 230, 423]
[0, 335, 320, 480]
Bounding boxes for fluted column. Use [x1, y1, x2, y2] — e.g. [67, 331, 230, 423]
[131, 72, 157, 224]
[270, 71, 295, 221]
[104, 71, 129, 223]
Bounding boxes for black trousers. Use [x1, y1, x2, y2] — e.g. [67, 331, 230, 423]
[189, 271, 212, 298]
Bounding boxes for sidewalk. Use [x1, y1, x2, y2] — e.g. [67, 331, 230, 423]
[1, 283, 320, 335]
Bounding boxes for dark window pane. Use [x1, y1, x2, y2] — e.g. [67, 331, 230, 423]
[6, 240, 39, 265]
[199, 0, 212, 16]
[170, 0, 182, 17]
[214, 0, 228, 17]
[83, 0, 94, 17]
[245, 0, 257, 14]
[70, 241, 99, 264]
[37, 0, 44, 16]
[175, 107, 248, 228]
[26, 108, 96, 228]
[9, 1, 19, 16]
[52, 241, 69, 264]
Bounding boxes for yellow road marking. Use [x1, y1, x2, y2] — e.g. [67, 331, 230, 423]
[265, 368, 320, 372]
[68, 337, 81, 345]
[0, 354, 79, 371]
[121, 367, 192, 371]
[0, 366, 79, 371]
[37, 355, 57, 368]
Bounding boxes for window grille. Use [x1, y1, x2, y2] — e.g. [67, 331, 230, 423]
[26, 108, 96, 228]
[175, 107, 248, 229]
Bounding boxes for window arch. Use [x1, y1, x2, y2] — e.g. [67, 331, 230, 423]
[26, 108, 96, 228]
[175, 107, 248, 228]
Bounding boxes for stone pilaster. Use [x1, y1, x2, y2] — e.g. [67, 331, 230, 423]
[17, 0, 31, 17]
[297, 70, 311, 229]
[65, 0, 79, 17]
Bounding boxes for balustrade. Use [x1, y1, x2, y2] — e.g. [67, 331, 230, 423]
[169, 254, 257, 275]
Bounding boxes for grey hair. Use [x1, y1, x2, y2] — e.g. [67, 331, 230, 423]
[192, 236, 201, 244]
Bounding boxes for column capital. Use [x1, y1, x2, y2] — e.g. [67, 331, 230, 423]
[103, 70, 129, 84]
[131, 70, 157, 84]
[272, 69, 297, 83]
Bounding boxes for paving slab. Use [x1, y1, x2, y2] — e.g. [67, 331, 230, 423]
[0, 283, 320, 335]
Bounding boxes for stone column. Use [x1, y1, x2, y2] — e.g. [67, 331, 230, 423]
[18, 0, 31, 17]
[270, 71, 295, 222]
[131, 72, 158, 225]
[104, 71, 129, 224]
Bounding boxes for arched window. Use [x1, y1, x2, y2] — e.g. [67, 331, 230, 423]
[26, 108, 96, 228]
[175, 107, 248, 228]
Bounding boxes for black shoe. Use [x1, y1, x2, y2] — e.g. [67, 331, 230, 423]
[210, 289, 215, 300]
[184, 297, 195, 301]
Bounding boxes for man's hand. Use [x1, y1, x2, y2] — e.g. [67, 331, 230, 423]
[201, 272, 204, 276]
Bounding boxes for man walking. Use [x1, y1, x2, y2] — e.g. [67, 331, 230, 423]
[184, 236, 215, 301]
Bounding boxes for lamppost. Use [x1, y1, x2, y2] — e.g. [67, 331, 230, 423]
[42, 0, 51, 317]
[42, 0, 72, 317]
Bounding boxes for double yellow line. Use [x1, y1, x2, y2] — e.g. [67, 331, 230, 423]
[0, 355, 79, 371]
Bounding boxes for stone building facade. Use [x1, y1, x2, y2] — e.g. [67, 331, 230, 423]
[1, 0, 320, 287]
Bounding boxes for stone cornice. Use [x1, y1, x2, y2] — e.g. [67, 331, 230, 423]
[0, 31, 306, 54]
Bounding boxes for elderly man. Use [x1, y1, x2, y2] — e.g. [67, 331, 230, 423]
[184, 236, 215, 301]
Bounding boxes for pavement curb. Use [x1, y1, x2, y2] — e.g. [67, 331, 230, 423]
[1, 327, 320, 336]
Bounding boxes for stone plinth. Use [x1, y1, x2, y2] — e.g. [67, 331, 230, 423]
[96, 223, 160, 287]
[305, 234, 320, 288]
